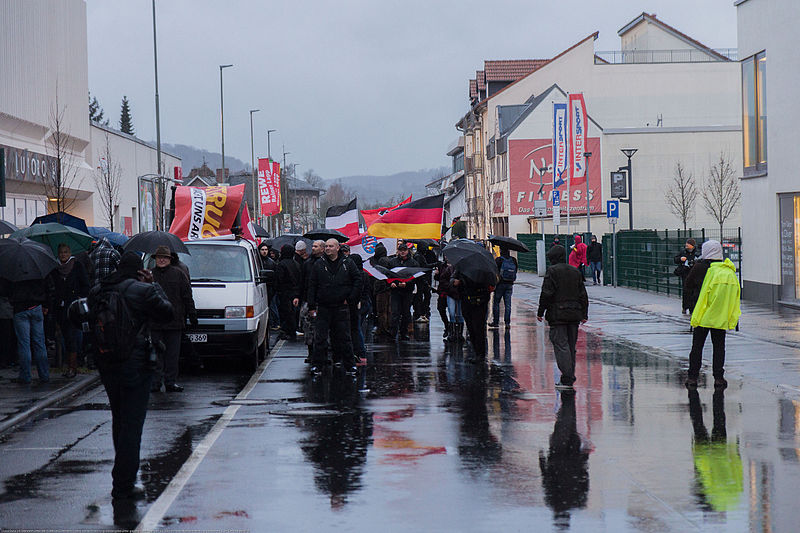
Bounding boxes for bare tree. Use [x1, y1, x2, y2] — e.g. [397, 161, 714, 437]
[302, 168, 325, 189]
[93, 132, 122, 231]
[664, 161, 697, 230]
[702, 152, 741, 236]
[45, 89, 83, 214]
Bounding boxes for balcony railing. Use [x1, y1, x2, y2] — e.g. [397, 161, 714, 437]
[595, 48, 737, 64]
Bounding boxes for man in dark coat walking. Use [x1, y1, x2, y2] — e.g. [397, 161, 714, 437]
[307, 239, 362, 373]
[276, 244, 301, 340]
[150, 246, 197, 392]
[674, 238, 698, 313]
[388, 241, 418, 341]
[586, 236, 602, 285]
[537, 245, 589, 391]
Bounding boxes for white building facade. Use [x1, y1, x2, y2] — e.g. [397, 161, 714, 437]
[0, 0, 179, 233]
[737, 0, 800, 306]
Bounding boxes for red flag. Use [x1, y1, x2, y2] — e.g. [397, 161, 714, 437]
[240, 202, 256, 242]
[361, 195, 412, 228]
[169, 184, 246, 241]
[258, 158, 281, 216]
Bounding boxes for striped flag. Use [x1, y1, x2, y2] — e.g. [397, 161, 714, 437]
[361, 195, 412, 228]
[347, 232, 396, 258]
[362, 262, 429, 284]
[367, 194, 444, 239]
[325, 198, 359, 238]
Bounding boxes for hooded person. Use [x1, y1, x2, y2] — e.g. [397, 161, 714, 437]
[90, 251, 173, 500]
[371, 242, 392, 338]
[90, 236, 121, 286]
[674, 238, 699, 313]
[52, 243, 90, 378]
[568, 235, 587, 281]
[685, 240, 740, 390]
[276, 244, 301, 340]
[537, 245, 589, 391]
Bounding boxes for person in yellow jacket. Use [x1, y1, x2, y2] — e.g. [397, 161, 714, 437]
[685, 240, 741, 389]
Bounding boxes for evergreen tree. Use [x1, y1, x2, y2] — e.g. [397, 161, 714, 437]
[119, 96, 134, 135]
[88, 92, 108, 125]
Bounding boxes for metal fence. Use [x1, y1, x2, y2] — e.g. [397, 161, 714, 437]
[517, 228, 742, 297]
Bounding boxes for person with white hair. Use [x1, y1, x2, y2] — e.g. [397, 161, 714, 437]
[684, 240, 741, 390]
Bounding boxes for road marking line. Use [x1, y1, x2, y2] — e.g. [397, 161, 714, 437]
[136, 339, 285, 532]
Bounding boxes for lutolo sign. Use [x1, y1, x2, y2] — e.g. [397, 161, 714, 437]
[0, 144, 57, 183]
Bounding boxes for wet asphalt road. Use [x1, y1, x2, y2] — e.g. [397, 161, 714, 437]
[2, 289, 800, 531]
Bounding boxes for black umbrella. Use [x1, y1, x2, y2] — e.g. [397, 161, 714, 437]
[250, 222, 270, 238]
[489, 235, 530, 253]
[406, 238, 439, 248]
[0, 220, 19, 234]
[32, 211, 89, 234]
[442, 239, 499, 286]
[270, 234, 312, 250]
[0, 237, 59, 282]
[123, 230, 190, 255]
[304, 228, 349, 243]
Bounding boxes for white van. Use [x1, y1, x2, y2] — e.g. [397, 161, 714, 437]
[179, 237, 271, 368]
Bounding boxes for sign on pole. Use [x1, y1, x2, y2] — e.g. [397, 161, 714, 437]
[607, 200, 619, 220]
[533, 198, 547, 217]
[611, 171, 627, 198]
[553, 205, 561, 226]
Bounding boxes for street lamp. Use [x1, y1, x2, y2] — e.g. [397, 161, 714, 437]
[620, 148, 638, 230]
[280, 146, 290, 235]
[219, 64, 233, 183]
[151, 0, 162, 178]
[249, 109, 260, 224]
[267, 129, 276, 160]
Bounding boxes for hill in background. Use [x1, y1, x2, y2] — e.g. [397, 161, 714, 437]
[326, 167, 449, 205]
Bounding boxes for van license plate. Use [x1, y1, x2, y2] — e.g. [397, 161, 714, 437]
[188, 334, 207, 343]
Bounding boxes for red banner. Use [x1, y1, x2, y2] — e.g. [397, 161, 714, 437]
[169, 184, 245, 241]
[568, 93, 588, 186]
[258, 158, 281, 216]
[273, 160, 281, 212]
[509, 137, 601, 216]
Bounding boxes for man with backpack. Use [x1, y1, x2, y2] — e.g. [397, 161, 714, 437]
[488, 247, 518, 329]
[87, 251, 173, 501]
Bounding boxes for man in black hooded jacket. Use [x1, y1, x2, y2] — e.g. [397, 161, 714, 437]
[537, 245, 588, 391]
[307, 239, 361, 373]
[276, 244, 301, 340]
[89, 251, 173, 500]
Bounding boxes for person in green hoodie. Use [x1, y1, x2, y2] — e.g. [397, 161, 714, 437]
[685, 240, 741, 390]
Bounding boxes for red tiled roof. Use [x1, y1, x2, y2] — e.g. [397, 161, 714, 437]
[484, 59, 548, 81]
[469, 79, 477, 99]
[476, 70, 486, 91]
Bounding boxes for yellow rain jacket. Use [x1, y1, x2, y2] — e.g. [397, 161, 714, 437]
[690, 259, 741, 330]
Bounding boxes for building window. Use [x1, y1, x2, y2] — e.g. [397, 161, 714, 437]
[742, 51, 767, 174]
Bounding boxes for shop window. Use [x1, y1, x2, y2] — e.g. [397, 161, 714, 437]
[742, 51, 767, 175]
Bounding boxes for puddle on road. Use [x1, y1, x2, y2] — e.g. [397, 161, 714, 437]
[273, 318, 800, 531]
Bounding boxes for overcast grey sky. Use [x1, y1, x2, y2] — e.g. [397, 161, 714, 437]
[87, 0, 738, 179]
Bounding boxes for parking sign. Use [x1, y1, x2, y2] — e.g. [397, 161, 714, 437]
[552, 190, 561, 207]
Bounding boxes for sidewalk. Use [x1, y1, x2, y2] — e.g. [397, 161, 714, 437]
[0, 366, 100, 435]
[515, 271, 800, 399]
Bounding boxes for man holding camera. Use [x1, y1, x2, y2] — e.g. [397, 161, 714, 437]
[88, 251, 173, 501]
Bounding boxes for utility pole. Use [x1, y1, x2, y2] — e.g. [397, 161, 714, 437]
[249, 109, 260, 225]
[152, 0, 164, 227]
[282, 146, 290, 235]
[219, 64, 233, 183]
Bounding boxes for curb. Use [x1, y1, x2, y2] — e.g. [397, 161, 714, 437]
[0, 374, 101, 436]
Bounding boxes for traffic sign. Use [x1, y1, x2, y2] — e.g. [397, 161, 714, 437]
[610, 171, 627, 198]
[533, 199, 547, 217]
[607, 200, 619, 219]
[552, 190, 561, 207]
[553, 205, 561, 226]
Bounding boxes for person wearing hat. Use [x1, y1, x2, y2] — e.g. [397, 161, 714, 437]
[150, 245, 197, 393]
[387, 240, 419, 341]
[294, 240, 309, 265]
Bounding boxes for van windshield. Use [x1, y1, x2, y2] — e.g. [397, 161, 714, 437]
[182, 245, 252, 282]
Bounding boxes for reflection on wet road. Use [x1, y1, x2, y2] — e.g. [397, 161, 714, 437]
[157, 315, 800, 532]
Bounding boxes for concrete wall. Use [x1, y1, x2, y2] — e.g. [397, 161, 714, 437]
[737, 0, 800, 303]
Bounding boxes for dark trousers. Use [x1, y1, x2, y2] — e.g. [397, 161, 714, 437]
[390, 290, 413, 337]
[375, 291, 392, 335]
[349, 303, 365, 358]
[99, 358, 153, 497]
[151, 329, 181, 386]
[313, 304, 353, 365]
[549, 323, 579, 385]
[413, 285, 431, 319]
[688, 326, 726, 379]
[462, 298, 489, 358]
[491, 282, 513, 324]
[0, 318, 17, 367]
[436, 295, 449, 328]
[279, 294, 297, 338]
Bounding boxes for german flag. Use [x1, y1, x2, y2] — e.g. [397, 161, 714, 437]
[367, 194, 444, 239]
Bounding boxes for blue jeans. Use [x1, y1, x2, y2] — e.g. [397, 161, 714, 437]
[446, 296, 463, 324]
[492, 283, 513, 324]
[590, 261, 602, 283]
[13, 305, 49, 383]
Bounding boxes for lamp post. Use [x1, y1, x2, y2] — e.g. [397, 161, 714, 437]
[290, 163, 299, 232]
[219, 64, 233, 183]
[584, 151, 592, 234]
[151, 0, 162, 179]
[281, 147, 290, 235]
[249, 109, 260, 224]
[267, 129, 276, 160]
[620, 148, 638, 230]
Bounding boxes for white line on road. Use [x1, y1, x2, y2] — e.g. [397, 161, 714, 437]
[136, 340, 285, 532]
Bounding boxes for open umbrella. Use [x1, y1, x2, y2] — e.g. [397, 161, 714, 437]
[0, 237, 59, 282]
[87, 226, 111, 238]
[304, 228, 349, 243]
[32, 212, 89, 234]
[489, 235, 530, 253]
[123, 230, 190, 255]
[11, 223, 94, 255]
[442, 239, 499, 286]
[270, 234, 312, 250]
[0, 220, 19, 234]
